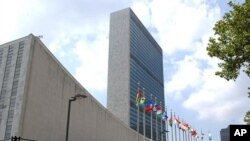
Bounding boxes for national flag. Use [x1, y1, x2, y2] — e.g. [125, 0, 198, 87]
[188, 126, 192, 133]
[135, 87, 141, 106]
[156, 106, 162, 117]
[162, 111, 168, 121]
[191, 129, 197, 137]
[145, 99, 153, 112]
[174, 115, 181, 125]
[140, 97, 146, 105]
[153, 103, 160, 112]
[180, 122, 189, 131]
[169, 114, 173, 127]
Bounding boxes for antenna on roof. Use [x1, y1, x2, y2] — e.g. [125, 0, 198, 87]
[37, 35, 43, 38]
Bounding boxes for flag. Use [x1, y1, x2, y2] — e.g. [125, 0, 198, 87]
[156, 106, 162, 117]
[153, 103, 160, 112]
[180, 122, 189, 131]
[135, 87, 141, 106]
[191, 129, 197, 137]
[188, 126, 192, 133]
[145, 99, 153, 112]
[140, 97, 146, 105]
[169, 114, 173, 127]
[174, 115, 181, 125]
[162, 111, 168, 121]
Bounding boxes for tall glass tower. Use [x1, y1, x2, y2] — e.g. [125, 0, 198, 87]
[107, 8, 165, 141]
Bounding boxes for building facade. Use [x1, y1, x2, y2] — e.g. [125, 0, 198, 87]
[0, 36, 31, 140]
[220, 126, 229, 141]
[107, 8, 165, 141]
[0, 34, 149, 141]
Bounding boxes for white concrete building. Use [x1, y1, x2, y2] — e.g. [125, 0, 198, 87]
[0, 34, 149, 141]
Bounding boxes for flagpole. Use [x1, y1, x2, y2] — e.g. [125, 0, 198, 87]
[178, 116, 181, 141]
[174, 113, 177, 141]
[137, 95, 140, 141]
[151, 94, 153, 141]
[189, 130, 191, 141]
[182, 119, 184, 141]
[184, 120, 186, 141]
[201, 129, 204, 141]
[170, 110, 173, 141]
[160, 102, 163, 141]
[137, 82, 140, 141]
[184, 129, 187, 141]
[143, 88, 146, 141]
[166, 107, 169, 141]
[155, 97, 158, 141]
[200, 130, 202, 141]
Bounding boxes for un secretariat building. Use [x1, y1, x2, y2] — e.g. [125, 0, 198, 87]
[107, 8, 165, 141]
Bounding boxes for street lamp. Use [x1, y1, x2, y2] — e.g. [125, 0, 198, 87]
[65, 94, 87, 141]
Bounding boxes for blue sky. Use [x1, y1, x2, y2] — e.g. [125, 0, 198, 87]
[0, 0, 249, 141]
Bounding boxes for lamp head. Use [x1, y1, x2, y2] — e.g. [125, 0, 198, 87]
[70, 94, 87, 101]
[74, 93, 87, 99]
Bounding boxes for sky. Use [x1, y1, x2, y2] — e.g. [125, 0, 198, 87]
[0, 0, 249, 141]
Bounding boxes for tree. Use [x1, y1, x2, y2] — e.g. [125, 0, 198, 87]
[244, 111, 250, 125]
[207, 0, 250, 124]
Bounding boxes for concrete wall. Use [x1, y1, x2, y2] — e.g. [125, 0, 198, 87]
[20, 35, 149, 141]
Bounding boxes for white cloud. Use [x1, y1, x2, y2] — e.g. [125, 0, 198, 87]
[131, 0, 152, 28]
[149, 0, 221, 55]
[183, 71, 250, 121]
[0, 0, 46, 44]
[73, 27, 109, 92]
[0, 0, 133, 106]
[165, 56, 202, 98]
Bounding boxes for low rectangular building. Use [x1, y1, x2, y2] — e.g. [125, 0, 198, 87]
[220, 126, 229, 141]
[0, 34, 149, 141]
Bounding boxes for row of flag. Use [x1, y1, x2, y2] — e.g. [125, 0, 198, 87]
[135, 86, 203, 139]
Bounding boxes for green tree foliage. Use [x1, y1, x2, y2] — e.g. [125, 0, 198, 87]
[244, 111, 250, 125]
[207, 0, 250, 124]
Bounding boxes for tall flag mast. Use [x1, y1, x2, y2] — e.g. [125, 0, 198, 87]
[161, 107, 169, 141]
[150, 94, 153, 141]
[208, 131, 212, 141]
[170, 110, 173, 141]
[165, 107, 169, 141]
[143, 88, 146, 141]
[160, 101, 163, 141]
[178, 116, 181, 141]
[174, 113, 177, 141]
[136, 82, 141, 141]
[154, 97, 158, 141]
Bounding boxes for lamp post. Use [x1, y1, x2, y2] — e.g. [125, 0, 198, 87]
[65, 94, 87, 141]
